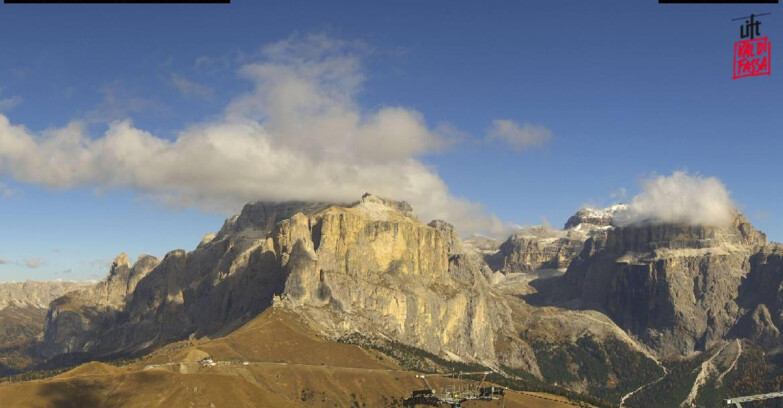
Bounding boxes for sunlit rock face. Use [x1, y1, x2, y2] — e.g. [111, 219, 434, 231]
[40, 194, 527, 369]
[270, 194, 519, 366]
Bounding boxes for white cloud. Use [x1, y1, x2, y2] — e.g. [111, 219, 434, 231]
[0, 34, 512, 237]
[24, 258, 47, 269]
[613, 171, 735, 227]
[487, 119, 552, 151]
[170, 74, 213, 100]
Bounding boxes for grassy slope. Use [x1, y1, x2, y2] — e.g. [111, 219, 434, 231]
[0, 306, 48, 376]
[0, 306, 590, 408]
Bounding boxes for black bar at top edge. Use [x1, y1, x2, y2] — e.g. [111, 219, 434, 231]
[4, 0, 229, 3]
[660, 0, 777, 3]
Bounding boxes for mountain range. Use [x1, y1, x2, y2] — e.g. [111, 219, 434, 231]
[1, 193, 782, 408]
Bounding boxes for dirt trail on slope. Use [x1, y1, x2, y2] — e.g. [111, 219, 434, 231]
[680, 340, 742, 408]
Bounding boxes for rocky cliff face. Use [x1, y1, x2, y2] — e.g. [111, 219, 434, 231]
[496, 227, 587, 272]
[272, 196, 523, 366]
[43, 254, 159, 356]
[734, 243, 783, 348]
[40, 194, 531, 369]
[41, 199, 336, 359]
[490, 205, 624, 273]
[560, 212, 770, 357]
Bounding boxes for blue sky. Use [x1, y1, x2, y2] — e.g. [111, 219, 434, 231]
[0, 1, 780, 281]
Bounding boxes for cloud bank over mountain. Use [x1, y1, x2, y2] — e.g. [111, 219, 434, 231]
[614, 171, 736, 227]
[0, 34, 521, 237]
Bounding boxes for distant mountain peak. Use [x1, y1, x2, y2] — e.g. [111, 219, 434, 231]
[356, 192, 414, 215]
[564, 204, 628, 230]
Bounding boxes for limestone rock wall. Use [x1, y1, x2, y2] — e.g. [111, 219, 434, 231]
[275, 196, 514, 365]
[498, 229, 586, 272]
[40, 195, 521, 368]
[491, 206, 627, 274]
[42, 253, 160, 356]
[561, 213, 771, 357]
